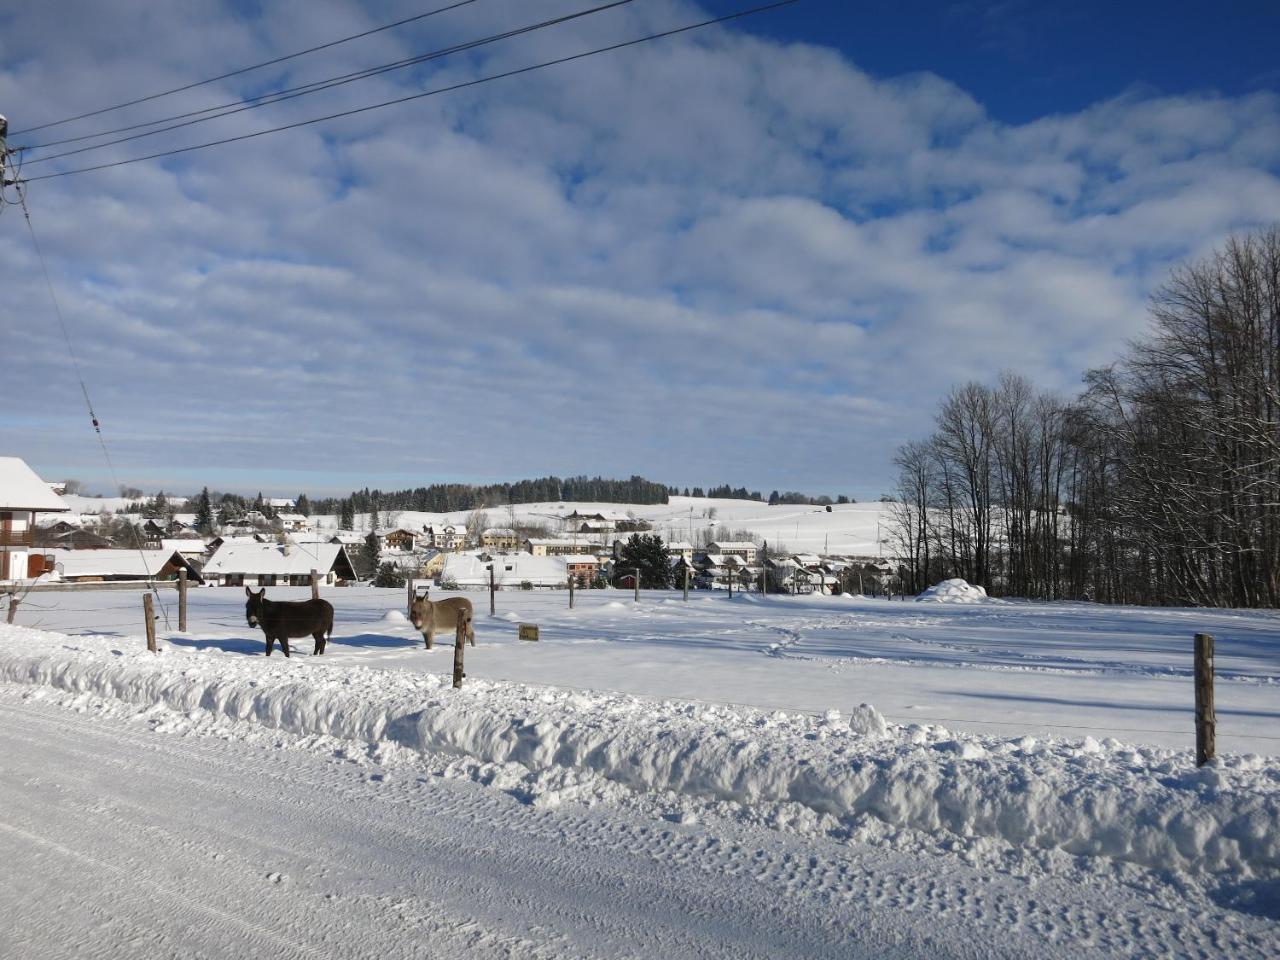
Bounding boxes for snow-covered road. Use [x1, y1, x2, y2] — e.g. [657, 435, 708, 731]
[3, 684, 1276, 959]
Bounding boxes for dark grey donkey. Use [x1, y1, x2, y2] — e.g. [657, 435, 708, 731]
[244, 587, 333, 657]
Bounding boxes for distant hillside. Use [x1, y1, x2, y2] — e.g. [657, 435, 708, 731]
[309, 476, 672, 516]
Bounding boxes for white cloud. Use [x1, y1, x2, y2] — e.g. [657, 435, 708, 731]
[2, 1, 1278, 496]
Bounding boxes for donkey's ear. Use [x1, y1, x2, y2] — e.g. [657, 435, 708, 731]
[245, 586, 252, 597]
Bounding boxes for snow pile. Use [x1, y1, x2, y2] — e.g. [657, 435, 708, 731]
[916, 578, 990, 603]
[1, 624, 1278, 879]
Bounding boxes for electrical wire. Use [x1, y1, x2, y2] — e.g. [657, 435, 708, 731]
[9, 0, 482, 136]
[20, 0, 639, 162]
[17, 193, 172, 628]
[23, 0, 801, 183]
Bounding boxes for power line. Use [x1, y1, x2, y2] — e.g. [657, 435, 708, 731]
[17, 190, 172, 628]
[23, 0, 799, 184]
[10, 0, 482, 136]
[22, 0, 639, 164]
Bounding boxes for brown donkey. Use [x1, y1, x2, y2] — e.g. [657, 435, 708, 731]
[409, 595, 475, 649]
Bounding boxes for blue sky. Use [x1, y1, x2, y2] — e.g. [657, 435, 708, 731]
[2, 1, 1279, 500]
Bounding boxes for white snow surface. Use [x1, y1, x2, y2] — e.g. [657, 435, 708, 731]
[317, 495, 895, 555]
[1, 622, 1277, 882]
[918, 578, 993, 603]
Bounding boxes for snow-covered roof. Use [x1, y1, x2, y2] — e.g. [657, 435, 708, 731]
[276, 513, 308, 523]
[482, 527, 518, 537]
[203, 542, 353, 577]
[560, 554, 600, 564]
[286, 532, 332, 544]
[0, 458, 70, 512]
[708, 541, 758, 550]
[51, 548, 187, 579]
[160, 539, 209, 556]
[665, 540, 695, 551]
[524, 537, 583, 547]
[442, 553, 567, 587]
[267, 498, 296, 508]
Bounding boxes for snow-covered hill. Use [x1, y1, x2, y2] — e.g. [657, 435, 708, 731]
[317, 496, 897, 556]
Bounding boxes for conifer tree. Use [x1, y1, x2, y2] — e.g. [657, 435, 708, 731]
[194, 487, 215, 535]
[614, 534, 672, 588]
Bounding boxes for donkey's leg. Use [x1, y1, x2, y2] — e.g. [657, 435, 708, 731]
[280, 636, 291, 658]
[468, 620, 476, 647]
[265, 636, 275, 657]
[424, 625, 434, 650]
[312, 631, 325, 655]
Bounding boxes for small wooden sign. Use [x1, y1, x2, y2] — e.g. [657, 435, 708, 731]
[518, 623, 539, 642]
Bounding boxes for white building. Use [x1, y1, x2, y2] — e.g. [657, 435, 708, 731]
[442, 552, 568, 588]
[0, 457, 70, 581]
[707, 540, 759, 563]
[275, 513, 311, 532]
[524, 537, 594, 558]
[202, 541, 358, 587]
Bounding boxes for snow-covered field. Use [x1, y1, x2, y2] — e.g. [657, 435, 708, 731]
[60, 494, 894, 556]
[4, 584, 1279, 955]
[12, 584, 1279, 753]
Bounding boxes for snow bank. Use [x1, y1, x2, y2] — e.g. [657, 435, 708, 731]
[916, 578, 991, 603]
[2, 625, 1277, 879]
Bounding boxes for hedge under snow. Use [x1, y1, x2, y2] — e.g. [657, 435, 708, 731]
[1, 624, 1276, 879]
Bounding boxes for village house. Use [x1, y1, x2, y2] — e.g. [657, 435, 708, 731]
[425, 524, 463, 551]
[442, 552, 570, 589]
[562, 553, 600, 585]
[274, 512, 312, 533]
[50, 548, 202, 584]
[665, 540, 696, 563]
[201, 541, 357, 587]
[524, 537, 594, 558]
[381, 528, 418, 552]
[481, 527, 521, 551]
[707, 540, 759, 563]
[0, 457, 70, 581]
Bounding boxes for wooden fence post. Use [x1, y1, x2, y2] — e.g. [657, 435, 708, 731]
[310, 569, 319, 600]
[683, 565, 689, 601]
[178, 570, 188, 632]
[452, 610, 468, 688]
[728, 567, 734, 599]
[407, 579, 415, 618]
[489, 564, 495, 616]
[143, 593, 157, 653]
[1195, 633, 1216, 767]
[6, 595, 18, 624]
[569, 574, 575, 609]
[634, 567, 640, 602]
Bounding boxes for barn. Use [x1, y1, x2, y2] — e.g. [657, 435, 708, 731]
[202, 541, 358, 587]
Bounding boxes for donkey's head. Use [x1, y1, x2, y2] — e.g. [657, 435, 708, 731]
[409, 596, 430, 630]
[244, 586, 267, 627]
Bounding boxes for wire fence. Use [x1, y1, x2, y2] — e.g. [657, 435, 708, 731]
[5, 586, 1277, 746]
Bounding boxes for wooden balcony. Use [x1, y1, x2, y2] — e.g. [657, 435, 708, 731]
[0, 530, 34, 548]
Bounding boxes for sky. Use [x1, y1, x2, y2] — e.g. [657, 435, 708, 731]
[2, 0, 1279, 500]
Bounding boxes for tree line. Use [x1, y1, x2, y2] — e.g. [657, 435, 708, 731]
[311, 475, 673, 522]
[890, 227, 1280, 607]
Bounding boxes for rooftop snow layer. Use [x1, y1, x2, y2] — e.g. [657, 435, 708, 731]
[0, 458, 70, 512]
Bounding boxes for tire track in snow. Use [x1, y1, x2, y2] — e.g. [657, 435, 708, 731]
[3, 689, 1275, 959]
